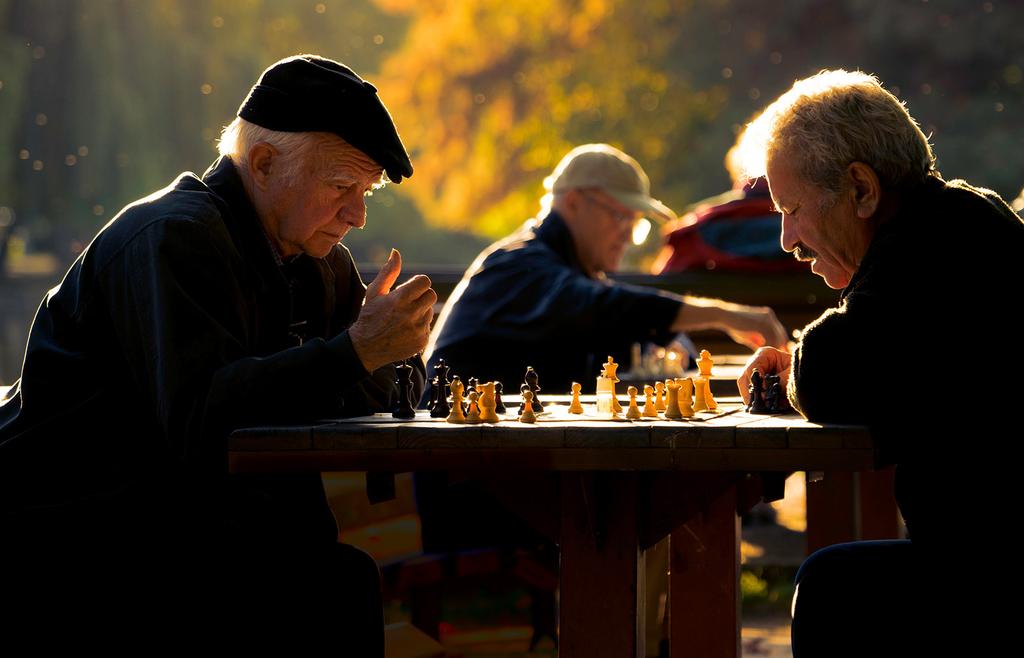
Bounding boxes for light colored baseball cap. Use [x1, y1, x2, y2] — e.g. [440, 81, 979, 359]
[544, 143, 677, 223]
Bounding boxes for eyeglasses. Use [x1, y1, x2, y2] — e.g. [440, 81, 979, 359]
[581, 190, 652, 244]
[581, 190, 640, 226]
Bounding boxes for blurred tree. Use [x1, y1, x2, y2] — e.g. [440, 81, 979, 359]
[0, 0, 452, 268]
[376, 0, 1024, 240]
[0, 0, 1021, 270]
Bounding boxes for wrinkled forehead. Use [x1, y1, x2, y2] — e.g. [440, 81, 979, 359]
[309, 133, 386, 184]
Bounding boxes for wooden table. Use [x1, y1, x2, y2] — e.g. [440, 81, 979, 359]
[230, 401, 876, 658]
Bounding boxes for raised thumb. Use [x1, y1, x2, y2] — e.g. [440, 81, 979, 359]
[365, 248, 402, 300]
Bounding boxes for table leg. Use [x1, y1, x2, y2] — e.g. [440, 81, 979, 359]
[559, 472, 644, 658]
[669, 483, 740, 658]
[806, 467, 899, 554]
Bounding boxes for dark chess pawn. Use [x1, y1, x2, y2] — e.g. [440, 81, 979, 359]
[747, 369, 768, 414]
[393, 360, 416, 419]
[524, 366, 544, 412]
[494, 381, 506, 414]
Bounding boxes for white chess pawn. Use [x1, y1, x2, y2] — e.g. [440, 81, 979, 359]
[569, 382, 584, 414]
[626, 386, 642, 420]
[465, 391, 482, 423]
[519, 390, 537, 423]
[642, 384, 658, 418]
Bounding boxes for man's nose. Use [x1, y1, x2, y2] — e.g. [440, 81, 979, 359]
[341, 194, 367, 228]
[780, 214, 797, 253]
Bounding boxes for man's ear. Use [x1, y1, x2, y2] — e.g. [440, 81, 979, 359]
[248, 142, 277, 191]
[563, 189, 586, 220]
[847, 161, 881, 219]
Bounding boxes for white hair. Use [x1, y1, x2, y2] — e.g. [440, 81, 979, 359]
[736, 69, 936, 195]
[217, 117, 324, 184]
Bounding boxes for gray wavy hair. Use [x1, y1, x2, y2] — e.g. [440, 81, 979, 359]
[737, 70, 936, 196]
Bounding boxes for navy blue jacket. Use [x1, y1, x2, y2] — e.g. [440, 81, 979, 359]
[427, 211, 681, 397]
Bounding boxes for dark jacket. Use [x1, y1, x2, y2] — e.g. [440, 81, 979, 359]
[0, 157, 422, 546]
[788, 175, 1023, 551]
[427, 211, 681, 396]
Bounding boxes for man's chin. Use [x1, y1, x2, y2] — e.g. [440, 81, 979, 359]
[304, 243, 337, 259]
[811, 260, 850, 289]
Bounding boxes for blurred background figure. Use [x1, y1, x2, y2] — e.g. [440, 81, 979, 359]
[652, 125, 809, 276]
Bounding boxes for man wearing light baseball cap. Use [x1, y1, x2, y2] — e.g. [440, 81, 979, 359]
[414, 145, 787, 576]
[426, 143, 787, 397]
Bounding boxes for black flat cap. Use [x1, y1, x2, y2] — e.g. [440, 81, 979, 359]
[237, 54, 413, 183]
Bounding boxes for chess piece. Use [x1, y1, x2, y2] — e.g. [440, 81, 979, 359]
[429, 375, 450, 418]
[431, 360, 452, 418]
[693, 377, 709, 413]
[518, 383, 532, 415]
[392, 361, 416, 419]
[595, 367, 618, 416]
[747, 369, 767, 414]
[524, 367, 544, 411]
[642, 384, 658, 418]
[447, 376, 466, 423]
[677, 377, 695, 418]
[664, 379, 682, 419]
[519, 390, 537, 423]
[697, 349, 714, 377]
[654, 381, 666, 412]
[434, 359, 450, 391]
[568, 382, 584, 414]
[478, 382, 500, 423]
[465, 391, 482, 423]
[601, 356, 622, 414]
[764, 374, 790, 414]
[696, 349, 717, 411]
[704, 383, 718, 411]
[626, 386, 642, 420]
[467, 376, 479, 398]
[494, 381, 506, 414]
[427, 376, 439, 412]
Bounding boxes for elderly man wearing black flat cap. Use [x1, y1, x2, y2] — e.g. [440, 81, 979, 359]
[0, 55, 433, 647]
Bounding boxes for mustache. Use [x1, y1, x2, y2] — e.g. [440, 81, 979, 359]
[793, 244, 818, 261]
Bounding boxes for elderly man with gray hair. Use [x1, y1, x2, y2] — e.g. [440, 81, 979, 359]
[0, 55, 435, 647]
[736, 69, 1023, 655]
